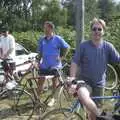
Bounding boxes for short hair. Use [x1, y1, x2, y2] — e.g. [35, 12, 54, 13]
[90, 18, 106, 29]
[1, 25, 9, 32]
[44, 21, 55, 29]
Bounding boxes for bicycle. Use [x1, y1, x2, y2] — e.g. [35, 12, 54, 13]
[57, 63, 118, 109]
[0, 59, 34, 120]
[17, 56, 39, 82]
[19, 60, 70, 117]
[40, 80, 120, 120]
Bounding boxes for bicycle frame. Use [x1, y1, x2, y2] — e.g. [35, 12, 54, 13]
[16, 57, 38, 75]
[0, 59, 15, 86]
[66, 95, 120, 114]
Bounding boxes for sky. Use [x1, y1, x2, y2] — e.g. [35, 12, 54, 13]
[61, 0, 120, 3]
[60, 0, 120, 5]
[113, 0, 120, 3]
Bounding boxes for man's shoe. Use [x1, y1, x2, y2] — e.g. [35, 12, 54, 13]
[47, 98, 56, 107]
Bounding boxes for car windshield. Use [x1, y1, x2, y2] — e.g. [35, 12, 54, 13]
[15, 43, 29, 56]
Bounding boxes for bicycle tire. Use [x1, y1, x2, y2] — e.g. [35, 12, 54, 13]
[0, 87, 34, 120]
[105, 64, 118, 90]
[19, 71, 38, 92]
[40, 108, 83, 120]
[58, 86, 76, 108]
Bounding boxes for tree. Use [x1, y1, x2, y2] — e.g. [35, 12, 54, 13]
[97, 0, 116, 22]
[0, 0, 32, 31]
[85, 0, 100, 23]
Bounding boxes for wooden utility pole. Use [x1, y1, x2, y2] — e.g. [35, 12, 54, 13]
[74, 0, 85, 78]
[75, 0, 85, 50]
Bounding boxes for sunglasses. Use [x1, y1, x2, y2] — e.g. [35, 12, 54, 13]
[92, 27, 102, 32]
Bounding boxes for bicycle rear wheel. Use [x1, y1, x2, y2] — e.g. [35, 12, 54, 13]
[19, 71, 39, 93]
[40, 108, 83, 120]
[0, 88, 34, 120]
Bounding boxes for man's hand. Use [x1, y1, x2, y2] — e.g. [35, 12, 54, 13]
[65, 77, 76, 88]
[60, 56, 66, 61]
[66, 77, 77, 95]
[3, 54, 8, 59]
[0, 57, 3, 60]
[68, 84, 77, 95]
[67, 77, 76, 82]
[60, 48, 69, 60]
[34, 61, 39, 70]
[0, 56, 5, 60]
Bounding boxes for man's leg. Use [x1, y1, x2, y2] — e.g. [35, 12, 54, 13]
[46, 77, 58, 107]
[37, 78, 45, 94]
[77, 87, 98, 120]
[37, 69, 48, 94]
[52, 77, 59, 89]
[51, 69, 60, 91]
[47, 69, 59, 107]
[92, 87, 104, 108]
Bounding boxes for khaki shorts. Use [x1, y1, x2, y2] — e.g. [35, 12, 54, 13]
[86, 85, 104, 108]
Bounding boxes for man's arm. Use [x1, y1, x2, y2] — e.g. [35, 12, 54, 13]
[108, 43, 120, 63]
[3, 35, 15, 59]
[3, 48, 14, 59]
[36, 38, 43, 62]
[60, 48, 69, 60]
[70, 62, 78, 78]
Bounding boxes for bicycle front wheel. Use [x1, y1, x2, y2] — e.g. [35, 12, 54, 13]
[58, 86, 76, 108]
[40, 108, 83, 120]
[0, 88, 34, 120]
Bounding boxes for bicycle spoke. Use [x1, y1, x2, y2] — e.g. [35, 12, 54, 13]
[0, 88, 34, 120]
[105, 64, 118, 90]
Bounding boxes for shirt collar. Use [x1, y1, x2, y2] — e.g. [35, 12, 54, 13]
[44, 35, 54, 40]
[90, 40, 103, 48]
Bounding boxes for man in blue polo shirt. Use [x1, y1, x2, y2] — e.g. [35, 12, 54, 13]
[70, 18, 120, 109]
[37, 21, 70, 106]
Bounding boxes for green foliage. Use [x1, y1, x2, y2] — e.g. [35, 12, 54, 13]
[56, 26, 75, 47]
[97, 0, 117, 21]
[13, 31, 40, 52]
[39, 0, 67, 26]
[56, 26, 76, 61]
[85, 0, 100, 23]
[105, 18, 120, 51]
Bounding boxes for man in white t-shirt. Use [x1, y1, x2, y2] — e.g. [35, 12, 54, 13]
[0, 26, 16, 72]
[0, 27, 3, 57]
[0, 26, 15, 60]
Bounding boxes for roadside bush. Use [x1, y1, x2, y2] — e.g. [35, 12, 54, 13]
[13, 31, 40, 52]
